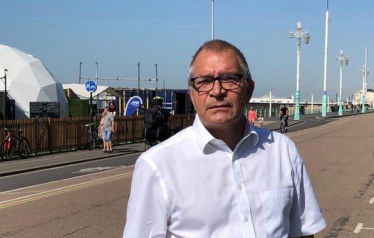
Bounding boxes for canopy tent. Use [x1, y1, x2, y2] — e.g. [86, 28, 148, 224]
[0, 44, 69, 118]
[62, 83, 123, 99]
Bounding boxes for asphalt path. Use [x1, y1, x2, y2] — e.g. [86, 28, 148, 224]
[0, 153, 140, 193]
[0, 112, 373, 237]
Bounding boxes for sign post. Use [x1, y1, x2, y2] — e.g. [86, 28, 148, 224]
[85, 80, 97, 121]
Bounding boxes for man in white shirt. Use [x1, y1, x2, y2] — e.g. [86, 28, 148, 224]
[123, 40, 326, 238]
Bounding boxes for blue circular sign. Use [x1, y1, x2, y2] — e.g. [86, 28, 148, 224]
[85, 80, 97, 93]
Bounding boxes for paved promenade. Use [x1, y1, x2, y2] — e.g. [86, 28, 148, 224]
[0, 111, 373, 237]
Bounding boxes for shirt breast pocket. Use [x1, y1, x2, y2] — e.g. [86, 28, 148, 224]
[260, 188, 294, 237]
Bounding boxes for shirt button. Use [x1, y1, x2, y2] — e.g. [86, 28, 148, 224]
[244, 216, 249, 222]
[238, 185, 243, 190]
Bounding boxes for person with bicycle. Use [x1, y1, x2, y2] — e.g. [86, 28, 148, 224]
[279, 104, 289, 132]
[123, 40, 326, 238]
[143, 96, 171, 147]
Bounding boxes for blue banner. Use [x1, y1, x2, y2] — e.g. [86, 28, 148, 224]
[124, 96, 143, 116]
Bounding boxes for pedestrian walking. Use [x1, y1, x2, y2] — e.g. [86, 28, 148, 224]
[247, 106, 257, 125]
[98, 111, 106, 151]
[103, 106, 114, 153]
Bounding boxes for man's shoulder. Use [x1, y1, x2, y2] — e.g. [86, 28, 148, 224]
[253, 126, 295, 147]
[141, 126, 194, 160]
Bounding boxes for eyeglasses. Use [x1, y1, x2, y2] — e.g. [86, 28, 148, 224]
[190, 74, 246, 92]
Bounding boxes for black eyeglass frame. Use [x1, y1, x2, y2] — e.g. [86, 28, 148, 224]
[189, 73, 247, 92]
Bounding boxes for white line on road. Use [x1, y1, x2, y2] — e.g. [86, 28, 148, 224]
[369, 197, 374, 204]
[354, 223, 363, 233]
[0, 165, 134, 196]
[354, 223, 374, 233]
[0, 172, 133, 209]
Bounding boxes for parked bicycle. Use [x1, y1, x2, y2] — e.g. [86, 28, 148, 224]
[0, 127, 31, 161]
[84, 122, 101, 150]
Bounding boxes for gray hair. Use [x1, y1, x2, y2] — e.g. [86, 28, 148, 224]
[188, 39, 252, 81]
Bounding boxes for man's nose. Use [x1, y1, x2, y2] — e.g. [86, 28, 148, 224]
[210, 79, 225, 95]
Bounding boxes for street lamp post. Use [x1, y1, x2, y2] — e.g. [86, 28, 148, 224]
[322, 0, 330, 117]
[137, 62, 140, 95]
[289, 21, 310, 120]
[269, 88, 273, 117]
[155, 63, 158, 96]
[335, 50, 349, 116]
[359, 47, 369, 113]
[311, 93, 314, 114]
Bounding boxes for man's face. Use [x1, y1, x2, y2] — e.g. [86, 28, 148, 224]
[189, 49, 254, 128]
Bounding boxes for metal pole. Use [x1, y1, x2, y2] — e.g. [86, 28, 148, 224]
[338, 58, 343, 116]
[269, 88, 272, 117]
[294, 38, 301, 120]
[322, 2, 329, 117]
[155, 63, 158, 96]
[311, 93, 314, 114]
[211, 0, 215, 40]
[362, 46, 368, 113]
[79, 62, 82, 84]
[4, 69, 7, 122]
[137, 62, 140, 95]
[95, 62, 99, 116]
[90, 92, 93, 121]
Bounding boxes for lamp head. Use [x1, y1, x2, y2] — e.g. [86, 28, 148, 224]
[288, 31, 294, 38]
[304, 32, 310, 44]
[345, 58, 349, 65]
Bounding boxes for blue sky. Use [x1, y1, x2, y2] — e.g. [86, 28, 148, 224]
[1, 0, 373, 102]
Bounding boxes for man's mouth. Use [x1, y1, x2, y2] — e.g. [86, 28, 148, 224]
[208, 104, 230, 109]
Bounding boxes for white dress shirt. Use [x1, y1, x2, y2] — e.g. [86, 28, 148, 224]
[123, 116, 326, 238]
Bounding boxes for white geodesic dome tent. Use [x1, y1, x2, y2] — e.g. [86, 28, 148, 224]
[0, 44, 69, 118]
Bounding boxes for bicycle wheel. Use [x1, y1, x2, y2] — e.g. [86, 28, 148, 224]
[91, 131, 98, 149]
[18, 138, 31, 159]
[0, 139, 13, 161]
[85, 133, 95, 151]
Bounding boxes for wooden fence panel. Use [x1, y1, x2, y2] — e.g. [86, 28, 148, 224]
[0, 114, 193, 154]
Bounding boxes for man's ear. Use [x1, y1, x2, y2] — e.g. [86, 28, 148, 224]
[188, 87, 196, 106]
[246, 79, 255, 100]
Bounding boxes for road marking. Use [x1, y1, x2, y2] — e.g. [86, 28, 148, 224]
[369, 197, 374, 204]
[354, 223, 363, 233]
[0, 165, 134, 196]
[354, 223, 374, 233]
[0, 171, 133, 210]
[72, 166, 116, 173]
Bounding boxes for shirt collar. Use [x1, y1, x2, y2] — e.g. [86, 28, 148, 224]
[192, 115, 259, 153]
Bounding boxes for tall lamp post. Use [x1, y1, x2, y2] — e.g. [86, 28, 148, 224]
[137, 62, 141, 95]
[335, 50, 349, 116]
[359, 47, 369, 113]
[311, 92, 314, 114]
[269, 88, 273, 117]
[289, 21, 310, 120]
[322, 0, 330, 117]
[155, 63, 158, 96]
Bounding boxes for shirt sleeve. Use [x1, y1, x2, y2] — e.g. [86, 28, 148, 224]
[123, 157, 169, 238]
[288, 142, 327, 237]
